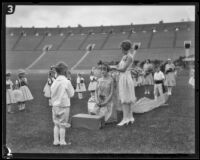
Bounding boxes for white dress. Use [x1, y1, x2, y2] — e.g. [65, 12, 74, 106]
[6, 79, 16, 104]
[131, 93, 169, 113]
[188, 69, 195, 88]
[76, 77, 86, 92]
[118, 54, 136, 104]
[16, 78, 34, 102]
[143, 63, 154, 85]
[164, 63, 176, 87]
[88, 75, 98, 91]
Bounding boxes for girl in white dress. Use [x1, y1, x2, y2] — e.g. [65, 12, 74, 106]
[6, 72, 16, 113]
[164, 59, 176, 95]
[189, 67, 195, 88]
[76, 73, 86, 99]
[15, 69, 34, 111]
[88, 70, 98, 97]
[43, 70, 56, 107]
[143, 59, 154, 95]
[114, 40, 137, 126]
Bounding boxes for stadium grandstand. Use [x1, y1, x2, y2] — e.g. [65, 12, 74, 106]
[6, 21, 195, 71]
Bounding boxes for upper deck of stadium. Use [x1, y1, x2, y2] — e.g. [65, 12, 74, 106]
[6, 21, 195, 70]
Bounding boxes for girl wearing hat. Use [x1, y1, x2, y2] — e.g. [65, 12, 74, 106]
[164, 59, 176, 95]
[6, 72, 16, 113]
[143, 59, 154, 95]
[43, 69, 56, 107]
[15, 69, 34, 111]
[75, 73, 86, 99]
[114, 40, 137, 126]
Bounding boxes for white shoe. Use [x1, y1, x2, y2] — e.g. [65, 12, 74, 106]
[117, 120, 129, 126]
[145, 91, 147, 94]
[60, 141, 67, 146]
[53, 141, 60, 146]
[129, 118, 135, 124]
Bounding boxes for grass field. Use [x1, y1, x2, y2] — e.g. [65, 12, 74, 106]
[5, 69, 195, 154]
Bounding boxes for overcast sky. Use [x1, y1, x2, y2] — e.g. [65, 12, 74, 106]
[6, 5, 195, 27]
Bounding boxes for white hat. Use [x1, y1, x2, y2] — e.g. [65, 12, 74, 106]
[17, 69, 26, 75]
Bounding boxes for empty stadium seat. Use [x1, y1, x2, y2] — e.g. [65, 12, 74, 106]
[80, 33, 107, 50]
[151, 31, 175, 48]
[103, 32, 130, 49]
[128, 31, 152, 48]
[36, 35, 66, 51]
[6, 35, 20, 50]
[30, 50, 86, 70]
[14, 36, 44, 51]
[59, 34, 88, 50]
[176, 29, 194, 48]
[6, 51, 41, 69]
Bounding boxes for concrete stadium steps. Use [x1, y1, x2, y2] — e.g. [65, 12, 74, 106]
[14, 36, 44, 51]
[6, 51, 41, 69]
[75, 50, 122, 70]
[103, 33, 130, 49]
[128, 32, 152, 48]
[59, 34, 87, 50]
[80, 33, 107, 50]
[36, 35, 66, 51]
[30, 50, 85, 70]
[150, 31, 175, 48]
[176, 30, 195, 47]
[6, 36, 20, 50]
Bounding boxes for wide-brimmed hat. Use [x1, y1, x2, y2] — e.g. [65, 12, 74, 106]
[6, 71, 11, 76]
[17, 69, 26, 75]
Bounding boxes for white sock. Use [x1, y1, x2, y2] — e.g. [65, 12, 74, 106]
[59, 127, 66, 145]
[22, 103, 25, 109]
[53, 125, 60, 145]
[19, 104, 22, 110]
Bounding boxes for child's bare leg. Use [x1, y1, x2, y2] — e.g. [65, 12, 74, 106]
[53, 125, 60, 145]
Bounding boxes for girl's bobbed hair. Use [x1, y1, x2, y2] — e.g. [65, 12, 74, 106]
[120, 40, 132, 51]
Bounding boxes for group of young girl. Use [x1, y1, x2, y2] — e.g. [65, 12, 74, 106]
[6, 70, 33, 113]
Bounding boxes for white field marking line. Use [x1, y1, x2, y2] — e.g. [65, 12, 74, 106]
[71, 50, 91, 71]
[26, 50, 47, 70]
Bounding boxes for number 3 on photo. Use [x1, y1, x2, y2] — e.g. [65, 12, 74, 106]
[6, 4, 15, 14]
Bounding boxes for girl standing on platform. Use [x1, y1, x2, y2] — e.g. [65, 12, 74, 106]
[15, 69, 34, 111]
[76, 73, 86, 99]
[143, 59, 154, 95]
[164, 59, 176, 95]
[6, 72, 16, 113]
[43, 69, 56, 107]
[114, 40, 137, 126]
